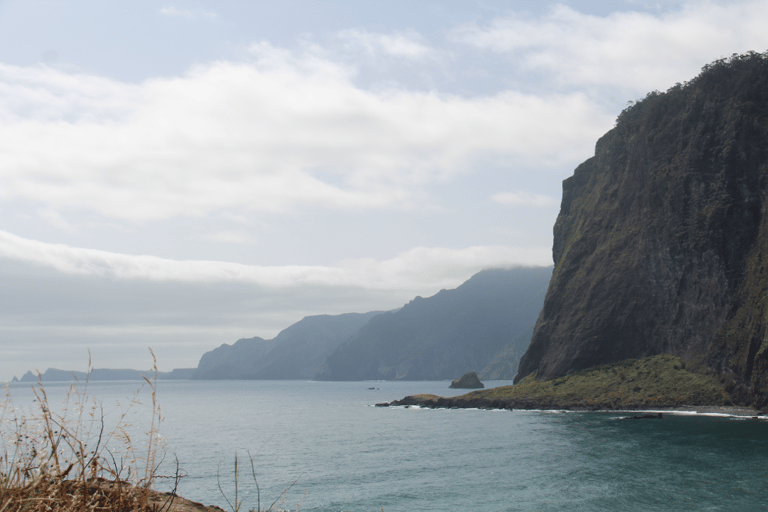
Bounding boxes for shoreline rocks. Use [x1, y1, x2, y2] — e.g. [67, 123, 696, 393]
[378, 394, 766, 416]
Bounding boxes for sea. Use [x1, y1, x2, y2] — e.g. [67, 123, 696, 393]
[4, 379, 768, 512]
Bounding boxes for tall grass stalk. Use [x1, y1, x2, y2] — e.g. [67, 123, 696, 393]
[216, 451, 302, 512]
[0, 350, 171, 512]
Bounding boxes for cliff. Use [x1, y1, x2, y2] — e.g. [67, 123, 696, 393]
[514, 52, 768, 406]
[315, 266, 551, 381]
[243, 311, 382, 379]
[193, 336, 276, 380]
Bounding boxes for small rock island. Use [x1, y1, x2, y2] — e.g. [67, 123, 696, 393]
[450, 371, 484, 389]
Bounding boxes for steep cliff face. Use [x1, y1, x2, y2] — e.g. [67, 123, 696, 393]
[193, 336, 276, 379]
[515, 52, 768, 406]
[248, 312, 382, 379]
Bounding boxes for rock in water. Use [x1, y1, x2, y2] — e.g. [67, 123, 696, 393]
[514, 52, 768, 407]
[450, 371, 484, 389]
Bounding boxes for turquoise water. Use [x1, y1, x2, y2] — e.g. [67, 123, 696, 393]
[5, 380, 768, 511]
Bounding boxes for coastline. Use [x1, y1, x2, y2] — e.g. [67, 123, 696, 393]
[378, 395, 767, 418]
[377, 356, 747, 414]
[648, 405, 764, 417]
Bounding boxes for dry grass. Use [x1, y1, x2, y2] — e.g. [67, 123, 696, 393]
[1, 352, 298, 512]
[216, 452, 301, 512]
[0, 350, 176, 512]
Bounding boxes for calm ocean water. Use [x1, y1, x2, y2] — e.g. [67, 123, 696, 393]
[5, 379, 768, 511]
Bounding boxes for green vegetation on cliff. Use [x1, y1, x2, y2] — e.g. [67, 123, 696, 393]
[394, 355, 732, 410]
[481, 355, 731, 408]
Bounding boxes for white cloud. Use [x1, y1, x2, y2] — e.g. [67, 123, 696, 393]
[0, 49, 610, 222]
[0, 230, 552, 291]
[337, 29, 434, 59]
[454, 1, 768, 95]
[491, 191, 558, 207]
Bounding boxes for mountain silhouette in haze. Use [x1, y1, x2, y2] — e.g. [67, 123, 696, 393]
[315, 267, 551, 381]
[193, 312, 382, 380]
[192, 266, 550, 381]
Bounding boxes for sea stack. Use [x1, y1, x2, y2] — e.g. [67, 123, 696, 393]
[450, 371, 484, 389]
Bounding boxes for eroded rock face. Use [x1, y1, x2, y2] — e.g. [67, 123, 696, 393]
[514, 52, 768, 406]
[450, 371, 484, 389]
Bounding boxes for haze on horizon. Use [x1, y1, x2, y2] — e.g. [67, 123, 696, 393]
[2, 0, 767, 381]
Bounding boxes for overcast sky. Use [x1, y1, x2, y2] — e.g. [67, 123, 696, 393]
[2, 0, 767, 381]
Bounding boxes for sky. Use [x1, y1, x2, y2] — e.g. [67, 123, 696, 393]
[1, 0, 767, 381]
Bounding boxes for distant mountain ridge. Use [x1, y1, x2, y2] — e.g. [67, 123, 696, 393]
[18, 367, 194, 382]
[193, 266, 550, 381]
[192, 312, 382, 379]
[315, 267, 551, 381]
[193, 336, 276, 380]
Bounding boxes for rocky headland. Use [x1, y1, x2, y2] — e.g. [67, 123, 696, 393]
[381, 355, 760, 412]
[511, 52, 768, 408]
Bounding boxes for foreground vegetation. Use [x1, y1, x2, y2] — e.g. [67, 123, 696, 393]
[0, 358, 170, 512]
[1, 354, 295, 512]
[389, 355, 735, 410]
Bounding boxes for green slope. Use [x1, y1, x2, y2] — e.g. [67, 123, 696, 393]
[392, 355, 733, 409]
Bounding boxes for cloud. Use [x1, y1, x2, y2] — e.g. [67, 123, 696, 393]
[337, 29, 434, 59]
[491, 191, 558, 207]
[0, 230, 552, 291]
[454, 1, 768, 96]
[0, 45, 610, 222]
